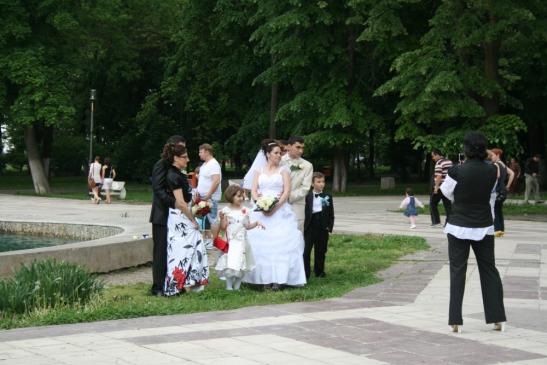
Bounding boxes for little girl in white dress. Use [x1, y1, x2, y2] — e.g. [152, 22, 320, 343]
[216, 185, 263, 290]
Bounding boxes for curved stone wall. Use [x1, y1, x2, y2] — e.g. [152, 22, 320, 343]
[0, 221, 152, 278]
[0, 221, 123, 241]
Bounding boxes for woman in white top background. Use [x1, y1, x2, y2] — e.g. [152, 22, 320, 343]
[88, 156, 102, 204]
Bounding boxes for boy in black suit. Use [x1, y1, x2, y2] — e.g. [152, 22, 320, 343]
[304, 172, 334, 279]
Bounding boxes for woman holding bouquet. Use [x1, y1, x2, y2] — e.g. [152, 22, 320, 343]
[163, 143, 209, 296]
[243, 140, 307, 290]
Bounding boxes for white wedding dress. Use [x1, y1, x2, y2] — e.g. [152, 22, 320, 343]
[243, 168, 307, 286]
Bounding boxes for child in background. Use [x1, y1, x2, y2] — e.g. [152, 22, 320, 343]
[216, 184, 263, 290]
[400, 187, 424, 229]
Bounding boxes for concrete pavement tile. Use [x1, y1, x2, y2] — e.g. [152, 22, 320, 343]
[0, 348, 37, 360]
[515, 244, 542, 254]
[370, 350, 441, 365]
[321, 355, 388, 365]
[0, 356, 60, 365]
[129, 327, 264, 345]
[193, 356, 262, 365]
[25, 343, 84, 355]
[502, 359, 547, 365]
[504, 290, 540, 299]
[4, 337, 66, 348]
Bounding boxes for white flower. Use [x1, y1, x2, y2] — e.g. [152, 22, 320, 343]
[255, 195, 278, 212]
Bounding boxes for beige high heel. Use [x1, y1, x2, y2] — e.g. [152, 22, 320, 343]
[494, 322, 506, 332]
[449, 325, 462, 333]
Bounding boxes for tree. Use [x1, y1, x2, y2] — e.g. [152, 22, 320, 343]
[375, 0, 540, 157]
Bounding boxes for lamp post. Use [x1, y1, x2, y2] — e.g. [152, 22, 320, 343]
[88, 89, 97, 164]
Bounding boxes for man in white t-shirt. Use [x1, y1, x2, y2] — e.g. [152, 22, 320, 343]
[196, 143, 222, 249]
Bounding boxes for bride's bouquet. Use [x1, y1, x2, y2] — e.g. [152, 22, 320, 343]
[192, 199, 212, 218]
[254, 195, 279, 212]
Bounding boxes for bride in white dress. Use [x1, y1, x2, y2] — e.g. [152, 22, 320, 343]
[243, 140, 307, 289]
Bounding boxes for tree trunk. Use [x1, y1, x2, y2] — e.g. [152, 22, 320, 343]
[269, 83, 278, 138]
[368, 129, 375, 178]
[24, 125, 51, 194]
[332, 148, 347, 192]
[42, 125, 53, 179]
[483, 4, 500, 118]
[269, 55, 278, 139]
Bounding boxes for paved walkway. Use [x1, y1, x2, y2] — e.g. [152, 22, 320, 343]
[1, 195, 547, 364]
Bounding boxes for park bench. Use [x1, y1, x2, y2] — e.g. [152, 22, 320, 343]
[88, 181, 127, 200]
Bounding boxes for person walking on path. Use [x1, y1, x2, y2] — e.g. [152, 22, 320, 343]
[149, 135, 186, 297]
[195, 143, 222, 249]
[281, 136, 313, 231]
[100, 157, 116, 204]
[88, 156, 102, 204]
[430, 149, 453, 227]
[524, 154, 543, 204]
[441, 131, 506, 333]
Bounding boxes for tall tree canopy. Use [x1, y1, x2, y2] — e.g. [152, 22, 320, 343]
[1, 0, 545, 192]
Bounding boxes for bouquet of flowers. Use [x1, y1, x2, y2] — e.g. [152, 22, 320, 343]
[254, 195, 279, 212]
[192, 199, 212, 218]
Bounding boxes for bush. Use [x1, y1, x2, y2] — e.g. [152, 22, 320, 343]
[0, 259, 104, 315]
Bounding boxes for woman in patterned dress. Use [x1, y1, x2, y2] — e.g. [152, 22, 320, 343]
[163, 143, 209, 296]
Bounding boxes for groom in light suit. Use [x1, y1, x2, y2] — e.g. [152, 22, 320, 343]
[281, 136, 313, 231]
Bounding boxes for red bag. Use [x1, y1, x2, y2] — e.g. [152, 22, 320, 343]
[213, 236, 229, 253]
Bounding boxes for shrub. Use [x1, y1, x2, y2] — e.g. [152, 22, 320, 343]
[0, 259, 104, 315]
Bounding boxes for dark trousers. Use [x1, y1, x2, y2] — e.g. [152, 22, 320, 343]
[494, 199, 505, 232]
[303, 214, 329, 278]
[448, 233, 506, 325]
[151, 224, 168, 293]
[430, 191, 452, 225]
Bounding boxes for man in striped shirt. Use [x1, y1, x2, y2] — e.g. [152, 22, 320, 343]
[430, 149, 453, 227]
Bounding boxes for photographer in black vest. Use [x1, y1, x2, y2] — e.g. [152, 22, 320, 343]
[440, 131, 506, 333]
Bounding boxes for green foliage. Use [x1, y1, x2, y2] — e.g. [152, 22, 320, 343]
[0, 259, 104, 316]
[0, 234, 428, 329]
[375, 0, 544, 157]
[1, 0, 545, 184]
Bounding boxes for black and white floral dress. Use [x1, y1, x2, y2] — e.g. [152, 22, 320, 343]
[163, 166, 209, 296]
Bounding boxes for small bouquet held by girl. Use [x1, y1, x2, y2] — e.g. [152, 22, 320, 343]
[215, 184, 264, 291]
[254, 195, 279, 212]
[192, 199, 212, 230]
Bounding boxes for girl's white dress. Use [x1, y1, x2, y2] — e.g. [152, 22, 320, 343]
[243, 169, 307, 286]
[215, 206, 255, 279]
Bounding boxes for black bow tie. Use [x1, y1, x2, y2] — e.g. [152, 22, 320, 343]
[314, 193, 322, 198]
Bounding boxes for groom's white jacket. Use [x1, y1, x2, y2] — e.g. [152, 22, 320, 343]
[281, 154, 313, 205]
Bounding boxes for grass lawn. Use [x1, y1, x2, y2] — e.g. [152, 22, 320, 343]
[0, 174, 153, 202]
[0, 234, 428, 329]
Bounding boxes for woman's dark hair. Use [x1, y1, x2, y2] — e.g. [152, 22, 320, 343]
[405, 187, 414, 196]
[161, 143, 187, 163]
[166, 135, 186, 145]
[224, 184, 245, 203]
[261, 138, 280, 158]
[287, 136, 304, 145]
[463, 131, 488, 160]
[104, 157, 111, 166]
